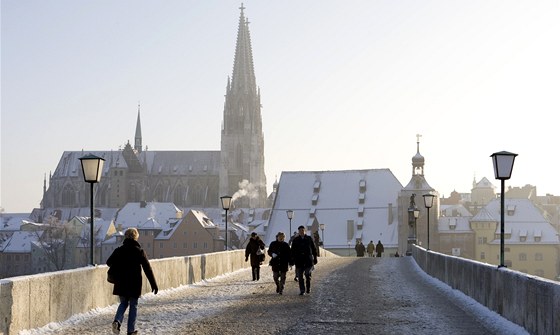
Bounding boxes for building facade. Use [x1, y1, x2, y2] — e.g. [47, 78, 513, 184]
[39, 5, 267, 214]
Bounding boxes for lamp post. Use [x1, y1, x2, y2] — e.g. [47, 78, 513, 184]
[491, 151, 517, 268]
[407, 206, 420, 255]
[286, 210, 294, 241]
[423, 193, 436, 251]
[79, 154, 105, 266]
[220, 196, 232, 251]
[319, 223, 325, 256]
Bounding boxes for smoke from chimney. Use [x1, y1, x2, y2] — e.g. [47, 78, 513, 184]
[232, 179, 260, 206]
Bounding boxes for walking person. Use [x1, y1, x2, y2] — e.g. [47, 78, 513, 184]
[290, 225, 317, 295]
[245, 232, 266, 281]
[267, 232, 291, 294]
[375, 240, 385, 258]
[367, 240, 375, 257]
[289, 231, 299, 281]
[355, 240, 366, 257]
[107, 227, 158, 335]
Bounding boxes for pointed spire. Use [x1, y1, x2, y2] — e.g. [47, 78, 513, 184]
[231, 3, 257, 95]
[135, 103, 142, 153]
[412, 134, 425, 176]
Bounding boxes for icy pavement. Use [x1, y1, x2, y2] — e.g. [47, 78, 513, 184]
[21, 256, 529, 335]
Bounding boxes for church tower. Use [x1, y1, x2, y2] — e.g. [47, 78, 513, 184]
[134, 103, 142, 153]
[398, 135, 439, 254]
[220, 4, 267, 208]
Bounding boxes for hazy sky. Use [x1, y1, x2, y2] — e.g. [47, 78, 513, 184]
[2, 1, 559, 213]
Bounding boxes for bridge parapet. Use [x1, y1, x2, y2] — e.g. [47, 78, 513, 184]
[412, 245, 560, 335]
[0, 249, 251, 335]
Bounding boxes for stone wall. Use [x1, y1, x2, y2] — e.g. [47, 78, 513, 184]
[0, 250, 250, 335]
[412, 245, 560, 335]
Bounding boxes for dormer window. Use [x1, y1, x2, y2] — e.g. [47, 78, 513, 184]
[358, 206, 364, 217]
[357, 219, 363, 230]
[309, 207, 316, 218]
[519, 230, 527, 242]
[506, 205, 516, 216]
[359, 180, 366, 193]
[312, 194, 319, 206]
[313, 181, 321, 192]
[359, 193, 365, 204]
[534, 230, 542, 242]
[449, 219, 457, 230]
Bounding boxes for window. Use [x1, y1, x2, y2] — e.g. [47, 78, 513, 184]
[204, 242, 208, 249]
[312, 194, 319, 206]
[313, 181, 321, 192]
[159, 242, 164, 249]
[173, 243, 177, 249]
[359, 193, 365, 204]
[480, 252, 486, 260]
[518, 253, 527, 261]
[193, 242, 198, 249]
[535, 269, 545, 277]
[183, 243, 187, 249]
[535, 253, 543, 261]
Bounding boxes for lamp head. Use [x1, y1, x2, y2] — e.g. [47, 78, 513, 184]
[490, 151, 518, 180]
[286, 210, 294, 220]
[220, 195, 232, 210]
[423, 193, 436, 209]
[79, 154, 105, 183]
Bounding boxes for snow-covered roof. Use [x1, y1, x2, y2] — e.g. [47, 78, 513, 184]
[0, 231, 41, 253]
[115, 202, 182, 229]
[0, 213, 31, 231]
[265, 169, 403, 248]
[482, 198, 558, 244]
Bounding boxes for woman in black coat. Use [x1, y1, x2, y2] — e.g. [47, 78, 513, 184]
[245, 232, 266, 281]
[267, 232, 291, 294]
[107, 228, 158, 335]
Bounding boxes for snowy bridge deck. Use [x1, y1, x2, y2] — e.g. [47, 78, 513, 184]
[20, 257, 530, 335]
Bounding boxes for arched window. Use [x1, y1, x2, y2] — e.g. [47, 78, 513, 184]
[174, 185, 185, 206]
[62, 185, 75, 206]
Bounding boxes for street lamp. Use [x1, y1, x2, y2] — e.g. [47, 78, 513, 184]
[319, 223, 325, 256]
[220, 196, 232, 251]
[491, 151, 517, 268]
[79, 154, 105, 266]
[286, 210, 294, 242]
[407, 206, 420, 255]
[423, 193, 436, 251]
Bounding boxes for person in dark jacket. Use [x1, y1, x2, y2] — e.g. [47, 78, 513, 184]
[267, 232, 291, 294]
[355, 241, 366, 257]
[245, 232, 266, 281]
[376, 240, 385, 258]
[107, 228, 158, 335]
[290, 225, 317, 295]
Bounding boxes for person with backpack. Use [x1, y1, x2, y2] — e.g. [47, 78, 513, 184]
[107, 228, 158, 335]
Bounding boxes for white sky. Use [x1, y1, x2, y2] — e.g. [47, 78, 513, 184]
[2, 1, 559, 213]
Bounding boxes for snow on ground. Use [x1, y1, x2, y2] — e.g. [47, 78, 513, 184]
[20, 257, 529, 334]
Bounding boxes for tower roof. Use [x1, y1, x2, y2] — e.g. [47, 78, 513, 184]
[231, 3, 257, 95]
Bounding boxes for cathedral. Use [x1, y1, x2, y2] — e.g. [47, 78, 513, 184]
[41, 5, 267, 211]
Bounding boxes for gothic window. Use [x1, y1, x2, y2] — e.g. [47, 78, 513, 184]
[191, 185, 203, 206]
[153, 185, 164, 202]
[62, 185, 75, 206]
[174, 185, 185, 206]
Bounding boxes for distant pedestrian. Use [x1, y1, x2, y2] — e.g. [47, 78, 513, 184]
[366, 240, 375, 257]
[375, 240, 385, 258]
[289, 231, 298, 281]
[268, 232, 291, 295]
[313, 230, 321, 256]
[107, 227, 158, 335]
[395, 251, 400, 257]
[245, 232, 266, 281]
[291, 225, 318, 295]
[355, 241, 366, 257]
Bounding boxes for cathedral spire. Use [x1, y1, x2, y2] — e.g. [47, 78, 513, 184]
[135, 103, 142, 153]
[220, 4, 267, 208]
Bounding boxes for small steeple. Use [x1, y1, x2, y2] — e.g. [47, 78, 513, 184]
[135, 103, 142, 153]
[412, 134, 425, 176]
